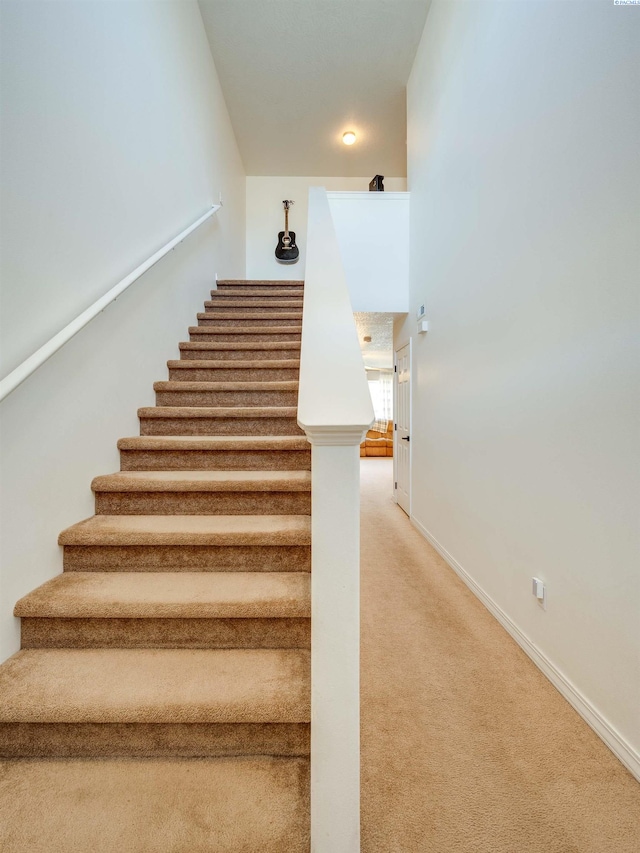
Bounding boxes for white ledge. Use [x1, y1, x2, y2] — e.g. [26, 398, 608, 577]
[325, 191, 409, 200]
[298, 423, 370, 447]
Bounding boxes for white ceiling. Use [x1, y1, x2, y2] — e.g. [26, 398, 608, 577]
[198, 0, 431, 176]
[354, 312, 398, 370]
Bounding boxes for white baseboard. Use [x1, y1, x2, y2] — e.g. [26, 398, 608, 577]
[410, 516, 640, 782]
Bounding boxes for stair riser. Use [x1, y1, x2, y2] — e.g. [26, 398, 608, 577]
[204, 304, 303, 314]
[140, 417, 304, 436]
[120, 449, 311, 471]
[210, 291, 304, 299]
[213, 294, 305, 302]
[206, 298, 303, 306]
[0, 722, 310, 758]
[215, 289, 304, 296]
[198, 315, 302, 327]
[155, 390, 298, 407]
[211, 281, 304, 294]
[168, 367, 299, 382]
[180, 349, 301, 361]
[215, 282, 304, 288]
[21, 618, 310, 650]
[94, 491, 311, 515]
[63, 545, 311, 571]
[190, 331, 302, 342]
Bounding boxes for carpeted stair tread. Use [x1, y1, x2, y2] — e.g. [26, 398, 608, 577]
[189, 323, 302, 334]
[179, 344, 301, 363]
[209, 290, 303, 298]
[139, 410, 304, 437]
[139, 406, 298, 419]
[118, 435, 309, 450]
[154, 381, 299, 393]
[202, 299, 303, 309]
[166, 363, 300, 384]
[0, 757, 310, 853]
[153, 386, 298, 410]
[58, 514, 311, 546]
[189, 330, 301, 343]
[179, 341, 301, 352]
[168, 358, 299, 370]
[15, 572, 310, 619]
[92, 470, 311, 492]
[192, 325, 302, 334]
[198, 312, 303, 321]
[0, 648, 310, 723]
[196, 310, 302, 316]
[117, 436, 312, 472]
[166, 365, 300, 384]
[217, 279, 304, 286]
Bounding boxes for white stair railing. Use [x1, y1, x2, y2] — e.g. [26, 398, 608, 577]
[0, 204, 221, 402]
[298, 186, 374, 853]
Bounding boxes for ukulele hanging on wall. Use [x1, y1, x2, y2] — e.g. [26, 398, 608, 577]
[275, 200, 299, 264]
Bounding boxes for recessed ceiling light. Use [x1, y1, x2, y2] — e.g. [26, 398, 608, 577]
[342, 131, 356, 146]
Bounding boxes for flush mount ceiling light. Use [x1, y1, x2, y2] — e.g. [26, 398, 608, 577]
[342, 131, 357, 146]
[363, 335, 372, 342]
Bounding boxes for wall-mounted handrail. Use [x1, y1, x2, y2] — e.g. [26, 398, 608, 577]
[298, 187, 373, 853]
[0, 204, 221, 403]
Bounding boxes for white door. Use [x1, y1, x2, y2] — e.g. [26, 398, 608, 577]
[395, 342, 411, 515]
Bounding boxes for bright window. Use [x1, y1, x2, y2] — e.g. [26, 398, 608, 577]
[367, 371, 393, 421]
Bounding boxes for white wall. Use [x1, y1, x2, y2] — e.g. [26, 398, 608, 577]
[328, 192, 409, 313]
[246, 176, 406, 280]
[400, 0, 640, 774]
[0, 0, 245, 660]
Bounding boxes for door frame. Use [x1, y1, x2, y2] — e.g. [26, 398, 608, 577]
[393, 336, 412, 516]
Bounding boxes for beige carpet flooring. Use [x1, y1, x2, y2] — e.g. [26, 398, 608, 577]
[0, 756, 309, 852]
[360, 457, 640, 852]
[2, 456, 638, 851]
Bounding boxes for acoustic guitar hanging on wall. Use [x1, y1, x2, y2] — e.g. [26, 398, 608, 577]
[275, 200, 299, 264]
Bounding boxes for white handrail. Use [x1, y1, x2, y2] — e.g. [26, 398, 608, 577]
[298, 187, 373, 853]
[0, 204, 221, 402]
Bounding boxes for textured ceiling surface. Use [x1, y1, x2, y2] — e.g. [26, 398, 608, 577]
[354, 312, 397, 369]
[199, 0, 431, 176]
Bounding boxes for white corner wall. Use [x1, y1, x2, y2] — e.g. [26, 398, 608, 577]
[401, 0, 640, 774]
[0, 0, 245, 660]
[246, 176, 406, 280]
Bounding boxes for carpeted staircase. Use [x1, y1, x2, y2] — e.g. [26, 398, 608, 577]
[0, 280, 311, 851]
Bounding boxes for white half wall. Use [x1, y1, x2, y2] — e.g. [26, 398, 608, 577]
[328, 192, 409, 313]
[246, 176, 406, 280]
[400, 0, 640, 772]
[0, 0, 245, 660]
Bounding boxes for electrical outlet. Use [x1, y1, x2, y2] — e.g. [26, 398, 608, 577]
[532, 577, 546, 610]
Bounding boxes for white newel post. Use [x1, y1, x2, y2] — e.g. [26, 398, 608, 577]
[298, 186, 374, 853]
[304, 429, 365, 853]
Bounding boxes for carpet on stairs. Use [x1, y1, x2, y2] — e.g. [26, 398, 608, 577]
[0, 280, 311, 852]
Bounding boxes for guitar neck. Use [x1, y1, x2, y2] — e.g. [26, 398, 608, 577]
[284, 208, 289, 236]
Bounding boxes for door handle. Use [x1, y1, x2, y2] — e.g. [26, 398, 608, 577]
[401, 436, 410, 442]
